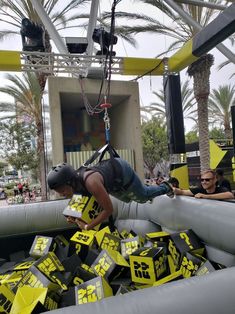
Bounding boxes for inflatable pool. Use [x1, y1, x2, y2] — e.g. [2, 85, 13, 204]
[1, 195, 235, 314]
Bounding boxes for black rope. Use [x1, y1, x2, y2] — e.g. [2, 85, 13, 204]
[131, 59, 164, 81]
[78, 1, 121, 116]
[95, 0, 120, 107]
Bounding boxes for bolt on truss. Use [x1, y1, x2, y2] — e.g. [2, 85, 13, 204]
[20, 51, 123, 77]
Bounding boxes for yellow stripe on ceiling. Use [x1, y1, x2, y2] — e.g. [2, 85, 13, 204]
[122, 41, 199, 76]
[0, 50, 21, 72]
[122, 57, 164, 76]
[168, 40, 199, 73]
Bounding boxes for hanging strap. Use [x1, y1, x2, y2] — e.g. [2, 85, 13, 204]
[79, 143, 120, 170]
[98, 143, 120, 163]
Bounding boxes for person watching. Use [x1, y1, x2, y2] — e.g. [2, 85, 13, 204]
[173, 169, 234, 200]
[216, 169, 232, 191]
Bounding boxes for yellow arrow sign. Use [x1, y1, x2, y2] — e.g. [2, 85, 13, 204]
[209, 139, 227, 169]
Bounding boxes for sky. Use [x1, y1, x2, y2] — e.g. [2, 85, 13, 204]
[0, 0, 234, 131]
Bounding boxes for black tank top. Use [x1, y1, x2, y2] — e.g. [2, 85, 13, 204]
[74, 158, 123, 195]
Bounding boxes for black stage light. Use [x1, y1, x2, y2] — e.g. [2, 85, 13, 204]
[92, 27, 118, 56]
[20, 18, 45, 52]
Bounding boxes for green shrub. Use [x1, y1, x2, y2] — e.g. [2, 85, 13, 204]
[4, 182, 15, 190]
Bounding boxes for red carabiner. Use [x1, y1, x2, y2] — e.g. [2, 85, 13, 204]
[100, 102, 112, 109]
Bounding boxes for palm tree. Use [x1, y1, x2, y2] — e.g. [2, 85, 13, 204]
[107, 0, 224, 170]
[0, 0, 91, 199]
[187, 54, 214, 170]
[208, 84, 235, 139]
[141, 80, 197, 127]
[0, 72, 45, 199]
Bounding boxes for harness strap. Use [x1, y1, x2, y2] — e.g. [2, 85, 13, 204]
[79, 143, 120, 169]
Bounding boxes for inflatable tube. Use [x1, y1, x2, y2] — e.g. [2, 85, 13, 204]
[1, 196, 235, 263]
[0, 199, 70, 238]
[1, 195, 235, 314]
[2, 196, 234, 252]
[0, 199, 79, 259]
[115, 196, 235, 254]
[43, 267, 235, 314]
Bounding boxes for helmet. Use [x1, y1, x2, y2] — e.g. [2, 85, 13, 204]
[47, 163, 77, 189]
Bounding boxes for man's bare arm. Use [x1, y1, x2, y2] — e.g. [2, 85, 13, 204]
[195, 191, 234, 200]
[173, 187, 194, 196]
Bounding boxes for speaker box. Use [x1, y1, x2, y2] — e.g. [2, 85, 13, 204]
[164, 75, 186, 154]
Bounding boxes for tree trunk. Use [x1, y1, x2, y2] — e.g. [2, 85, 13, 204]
[197, 95, 210, 171]
[35, 31, 52, 200]
[36, 119, 47, 201]
[187, 54, 214, 171]
[39, 147, 47, 201]
[224, 115, 232, 140]
[225, 128, 232, 140]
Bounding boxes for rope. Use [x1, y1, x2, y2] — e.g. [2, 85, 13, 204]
[78, 0, 120, 118]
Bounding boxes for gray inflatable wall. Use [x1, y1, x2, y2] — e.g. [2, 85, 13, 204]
[44, 267, 235, 314]
[1, 195, 235, 313]
[0, 199, 70, 238]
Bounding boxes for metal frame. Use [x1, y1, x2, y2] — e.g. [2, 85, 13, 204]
[20, 51, 123, 75]
[163, 0, 235, 64]
[3, 0, 233, 77]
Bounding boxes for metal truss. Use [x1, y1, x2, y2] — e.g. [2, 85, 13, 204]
[20, 51, 123, 77]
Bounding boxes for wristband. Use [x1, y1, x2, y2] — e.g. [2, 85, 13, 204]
[84, 224, 88, 231]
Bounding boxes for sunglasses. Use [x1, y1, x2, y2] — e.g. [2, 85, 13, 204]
[200, 178, 213, 182]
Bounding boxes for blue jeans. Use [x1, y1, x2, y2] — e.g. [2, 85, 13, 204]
[110, 158, 169, 203]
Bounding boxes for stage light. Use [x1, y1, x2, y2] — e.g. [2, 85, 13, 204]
[92, 27, 118, 56]
[20, 18, 45, 52]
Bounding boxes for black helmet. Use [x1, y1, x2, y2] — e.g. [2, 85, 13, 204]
[47, 163, 77, 189]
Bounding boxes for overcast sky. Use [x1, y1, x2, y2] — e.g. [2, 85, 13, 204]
[0, 0, 234, 131]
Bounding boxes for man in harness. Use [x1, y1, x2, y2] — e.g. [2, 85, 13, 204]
[47, 154, 174, 231]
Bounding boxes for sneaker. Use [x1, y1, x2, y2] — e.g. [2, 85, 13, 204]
[161, 181, 174, 198]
